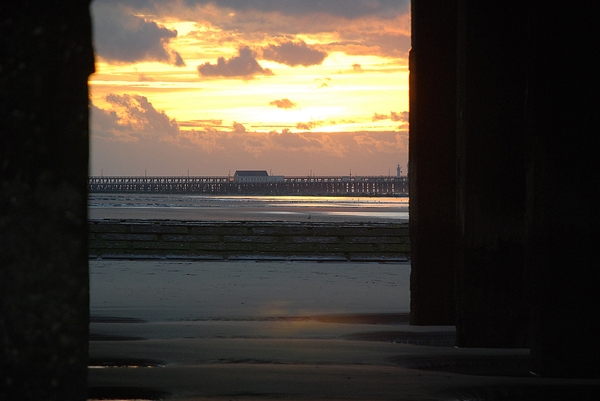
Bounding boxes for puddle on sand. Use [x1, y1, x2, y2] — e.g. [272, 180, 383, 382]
[87, 386, 170, 400]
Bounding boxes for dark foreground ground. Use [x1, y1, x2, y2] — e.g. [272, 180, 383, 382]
[89, 260, 600, 400]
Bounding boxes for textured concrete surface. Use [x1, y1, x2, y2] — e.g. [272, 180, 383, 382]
[89, 220, 409, 261]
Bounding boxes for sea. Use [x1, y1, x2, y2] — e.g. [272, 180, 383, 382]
[88, 193, 409, 222]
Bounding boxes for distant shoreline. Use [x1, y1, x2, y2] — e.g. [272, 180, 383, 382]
[89, 191, 409, 197]
[88, 193, 409, 224]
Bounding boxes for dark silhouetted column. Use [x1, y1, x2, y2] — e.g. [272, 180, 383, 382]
[1, 2, 94, 399]
[411, 0, 598, 377]
[526, 5, 600, 378]
[409, 0, 457, 326]
[454, 1, 530, 348]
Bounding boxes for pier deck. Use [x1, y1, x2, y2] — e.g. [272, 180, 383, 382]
[89, 176, 408, 195]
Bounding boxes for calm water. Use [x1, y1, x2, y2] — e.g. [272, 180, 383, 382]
[88, 193, 409, 222]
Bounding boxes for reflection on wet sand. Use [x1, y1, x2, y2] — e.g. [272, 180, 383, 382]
[88, 194, 409, 222]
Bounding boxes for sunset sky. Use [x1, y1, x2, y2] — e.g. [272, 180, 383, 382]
[89, 0, 410, 177]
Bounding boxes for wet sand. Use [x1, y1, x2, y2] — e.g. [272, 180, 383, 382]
[89, 205, 407, 222]
[90, 260, 411, 322]
[88, 194, 409, 223]
[88, 260, 600, 400]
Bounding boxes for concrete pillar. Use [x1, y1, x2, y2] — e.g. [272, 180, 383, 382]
[526, 5, 600, 378]
[411, 0, 598, 376]
[454, 1, 530, 348]
[0, 2, 94, 399]
[409, 0, 457, 325]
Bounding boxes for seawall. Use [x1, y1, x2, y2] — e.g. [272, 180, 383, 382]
[89, 220, 409, 261]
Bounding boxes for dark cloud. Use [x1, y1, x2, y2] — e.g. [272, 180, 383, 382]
[172, 52, 186, 67]
[262, 40, 327, 67]
[352, 63, 363, 72]
[92, 2, 185, 66]
[96, 0, 409, 19]
[92, 1, 410, 61]
[181, 0, 409, 19]
[198, 46, 274, 79]
[269, 99, 296, 109]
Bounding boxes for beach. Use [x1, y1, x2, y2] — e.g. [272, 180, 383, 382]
[90, 260, 411, 322]
[87, 259, 597, 401]
[87, 195, 599, 400]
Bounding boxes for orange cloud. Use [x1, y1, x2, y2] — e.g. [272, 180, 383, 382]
[353, 131, 408, 153]
[240, 130, 348, 158]
[372, 113, 388, 122]
[91, 94, 180, 142]
[90, 94, 407, 176]
[296, 120, 324, 131]
[269, 99, 297, 109]
[233, 122, 247, 132]
[371, 111, 409, 123]
[178, 129, 224, 153]
[138, 74, 154, 82]
[391, 111, 409, 123]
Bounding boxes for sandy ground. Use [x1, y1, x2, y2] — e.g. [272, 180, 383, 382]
[90, 260, 411, 321]
[89, 260, 600, 400]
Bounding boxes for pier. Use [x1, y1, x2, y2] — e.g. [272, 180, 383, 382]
[88, 175, 408, 195]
